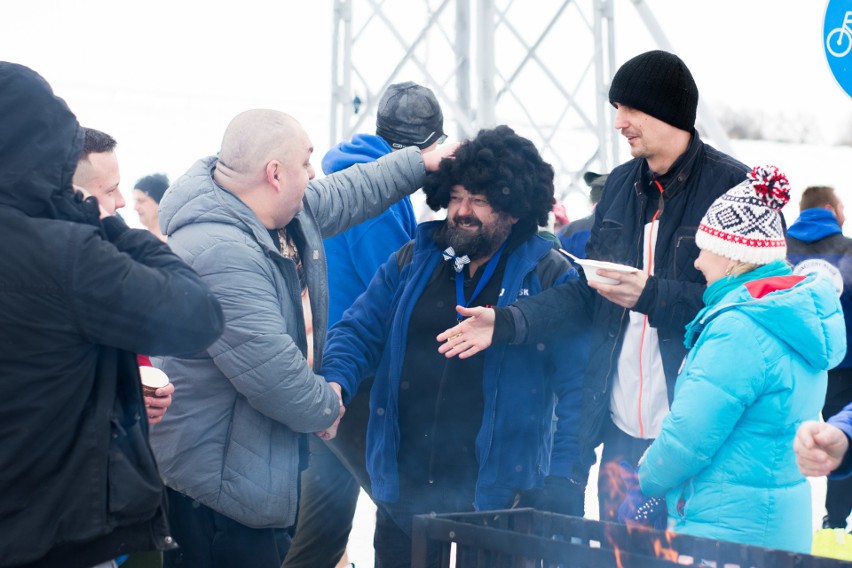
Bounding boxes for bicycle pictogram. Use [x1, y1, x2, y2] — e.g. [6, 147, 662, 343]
[826, 10, 852, 58]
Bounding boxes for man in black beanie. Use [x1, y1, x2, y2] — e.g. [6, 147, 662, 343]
[436, 49, 749, 522]
[133, 173, 169, 242]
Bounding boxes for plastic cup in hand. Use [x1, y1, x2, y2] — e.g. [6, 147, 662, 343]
[140, 366, 169, 397]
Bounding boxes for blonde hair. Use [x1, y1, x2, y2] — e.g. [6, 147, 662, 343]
[728, 259, 790, 277]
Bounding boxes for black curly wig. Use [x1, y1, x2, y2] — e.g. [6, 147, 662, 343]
[422, 125, 555, 239]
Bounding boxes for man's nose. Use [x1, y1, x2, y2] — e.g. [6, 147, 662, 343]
[116, 192, 126, 210]
[457, 198, 473, 215]
[308, 164, 316, 181]
[613, 107, 627, 129]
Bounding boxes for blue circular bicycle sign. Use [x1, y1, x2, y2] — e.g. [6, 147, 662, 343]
[825, 0, 852, 97]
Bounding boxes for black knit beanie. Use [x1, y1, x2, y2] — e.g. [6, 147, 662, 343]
[608, 50, 698, 132]
[134, 173, 169, 204]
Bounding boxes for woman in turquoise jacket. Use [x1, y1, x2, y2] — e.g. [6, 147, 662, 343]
[638, 166, 847, 553]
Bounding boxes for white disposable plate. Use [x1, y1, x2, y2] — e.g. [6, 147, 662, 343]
[562, 252, 638, 285]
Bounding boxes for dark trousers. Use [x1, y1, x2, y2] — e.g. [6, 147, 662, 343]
[163, 488, 289, 568]
[824, 367, 852, 528]
[283, 379, 374, 568]
[374, 487, 474, 568]
[597, 417, 654, 522]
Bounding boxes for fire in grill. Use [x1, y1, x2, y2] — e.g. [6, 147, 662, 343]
[411, 508, 849, 567]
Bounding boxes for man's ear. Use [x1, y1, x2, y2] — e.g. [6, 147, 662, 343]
[266, 160, 281, 190]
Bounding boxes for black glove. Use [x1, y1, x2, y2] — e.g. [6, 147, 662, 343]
[515, 476, 585, 517]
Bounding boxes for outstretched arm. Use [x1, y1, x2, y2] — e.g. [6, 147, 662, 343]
[437, 306, 495, 359]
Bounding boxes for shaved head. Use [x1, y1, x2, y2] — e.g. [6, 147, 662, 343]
[217, 110, 305, 177]
[213, 109, 316, 228]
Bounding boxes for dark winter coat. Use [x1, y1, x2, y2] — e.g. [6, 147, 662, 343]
[322, 221, 589, 510]
[504, 132, 747, 480]
[0, 62, 224, 568]
[786, 208, 852, 369]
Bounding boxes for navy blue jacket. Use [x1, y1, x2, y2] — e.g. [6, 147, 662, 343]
[828, 403, 852, 478]
[504, 132, 747, 479]
[321, 221, 589, 510]
[787, 208, 852, 369]
[558, 213, 593, 259]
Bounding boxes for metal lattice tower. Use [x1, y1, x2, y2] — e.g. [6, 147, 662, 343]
[329, 0, 732, 207]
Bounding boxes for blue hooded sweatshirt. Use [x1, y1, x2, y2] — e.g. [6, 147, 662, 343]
[322, 133, 418, 325]
[786, 208, 852, 368]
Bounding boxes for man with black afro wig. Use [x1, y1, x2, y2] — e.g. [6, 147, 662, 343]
[320, 124, 590, 566]
[423, 124, 555, 245]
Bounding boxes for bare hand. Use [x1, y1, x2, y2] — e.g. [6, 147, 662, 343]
[436, 306, 495, 359]
[316, 382, 345, 441]
[316, 404, 345, 441]
[422, 142, 459, 172]
[794, 421, 850, 477]
[587, 269, 648, 309]
[145, 382, 175, 425]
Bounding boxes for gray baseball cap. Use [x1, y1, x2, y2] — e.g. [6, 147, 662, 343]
[376, 81, 444, 149]
[583, 171, 607, 203]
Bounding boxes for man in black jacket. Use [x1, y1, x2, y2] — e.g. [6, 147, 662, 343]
[438, 50, 748, 521]
[0, 62, 224, 568]
[72, 127, 125, 215]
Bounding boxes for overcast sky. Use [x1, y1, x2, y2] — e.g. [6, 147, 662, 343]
[2, 1, 850, 227]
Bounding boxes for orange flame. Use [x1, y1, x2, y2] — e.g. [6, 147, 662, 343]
[601, 461, 630, 520]
[606, 527, 627, 568]
[652, 530, 679, 562]
[613, 543, 624, 568]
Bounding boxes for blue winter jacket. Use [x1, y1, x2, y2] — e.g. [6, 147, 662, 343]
[322, 133, 418, 325]
[321, 221, 590, 510]
[828, 404, 852, 478]
[639, 265, 846, 553]
[786, 208, 852, 368]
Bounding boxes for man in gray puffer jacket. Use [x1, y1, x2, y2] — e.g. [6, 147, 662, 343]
[148, 109, 455, 568]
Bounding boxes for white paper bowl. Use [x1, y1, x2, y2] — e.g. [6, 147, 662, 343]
[573, 258, 638, 285]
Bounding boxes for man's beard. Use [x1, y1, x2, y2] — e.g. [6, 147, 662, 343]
[434, 213, 514, 261]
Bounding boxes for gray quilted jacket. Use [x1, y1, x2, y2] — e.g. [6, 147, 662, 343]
[148, 147, 425, 527]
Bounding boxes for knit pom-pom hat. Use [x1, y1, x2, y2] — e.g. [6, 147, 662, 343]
[695, 165, 791, 265]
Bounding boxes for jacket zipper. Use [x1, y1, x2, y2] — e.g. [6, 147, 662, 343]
[636, 179, 665, 438]
[603, 181, 647, 399]
[426, 360, 452, 485]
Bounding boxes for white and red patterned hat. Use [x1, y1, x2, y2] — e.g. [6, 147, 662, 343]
[696, 165, 791, 265]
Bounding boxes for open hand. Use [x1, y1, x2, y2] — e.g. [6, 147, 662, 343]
[436, 305, 495, 359]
